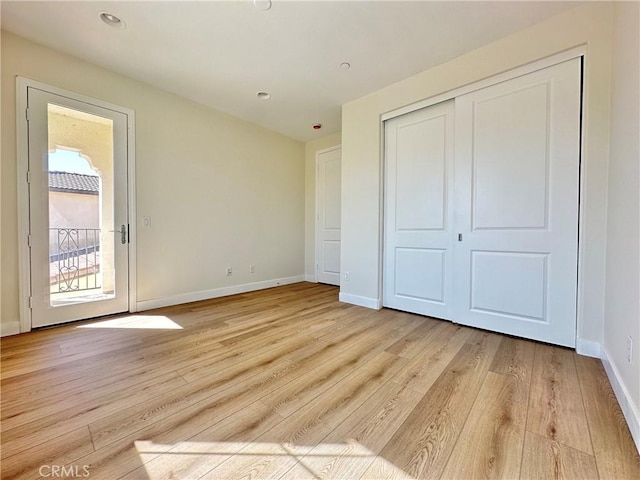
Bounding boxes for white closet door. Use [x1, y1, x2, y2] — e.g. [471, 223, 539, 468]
[383, 100, 455, 319]
[453, 58, 581, 347]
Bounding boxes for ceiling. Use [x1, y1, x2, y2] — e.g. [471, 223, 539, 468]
[1, 1, 582, 142]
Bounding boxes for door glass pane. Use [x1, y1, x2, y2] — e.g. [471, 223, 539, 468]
[47, 104, 116, 306]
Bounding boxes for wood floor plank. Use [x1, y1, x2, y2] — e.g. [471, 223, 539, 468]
[87, 335, 314, 450]
[118, 401, 284, 480]
[322, 378, 424, 454]
[201, 441, 311, 480]
[575, 355, 640, 479]
[1, 336, 220, 419]
[308, 304, 379, 339]
[1, 329, 222, 397]
[520, 431, 599, 480]
[0, 283, 635, 480]
[441, 371, 528, 479]
[278, 440, 377, 480]
[490, 336, 536, 382]
[0, 371, 187, 459]
[378, 330, 502, 479]
[1, 319, 203, 380]
[527, 344, 594, 455]
[201, 351, 408, 480]
[127, 320, 409, 480]
[264, 350, 409, 444]
[391, 322, 474, 395]
[175, 308, 372, 384]
[259, 319, 411, 419]
[292, 379, 424, 479]
[360, 455, 417, 480]
[88, 313, 405, 453]
[385, 316, 441, 359]
[0, 286, 332, 388]
[0, 427, 95, 480]
[55, 348, 334, 480]
[0, 370, 187, 434]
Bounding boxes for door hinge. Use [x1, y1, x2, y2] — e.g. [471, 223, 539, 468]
[28, 296, 33, 309]
[27, 234, 32, 247]
[25, 108, 31, 121]
[26, 171, 31, 184]
[458, 233, 463, 242]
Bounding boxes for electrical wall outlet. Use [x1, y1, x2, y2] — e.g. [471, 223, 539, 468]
[225, 267, 232, 277]
[627, 335, 633, 363]
[250, 264, 255, 273]
[344, 271, 350, 281]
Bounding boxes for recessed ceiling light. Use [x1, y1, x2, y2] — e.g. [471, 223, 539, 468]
[257, 91, 271, 100]
[253, 0, 272, 11]
[100, 12, 125, 29]
[340, 62, 351, 70]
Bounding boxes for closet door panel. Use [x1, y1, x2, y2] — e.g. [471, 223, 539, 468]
[472, 82, 549, 230]
[383, 100, 454, 319]
[453, 58, 581, 347]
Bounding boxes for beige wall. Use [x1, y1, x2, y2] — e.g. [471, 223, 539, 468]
[304, 132, 342, 279]
[341, 2, 613, 344]
[49, 191, 99, 230]
[1, 31, 304, 323]
[604, 1, 639, 438]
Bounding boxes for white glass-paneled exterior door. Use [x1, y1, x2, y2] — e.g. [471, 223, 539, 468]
[26, 86, 130, 327]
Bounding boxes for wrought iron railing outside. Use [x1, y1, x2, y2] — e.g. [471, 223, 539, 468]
[50, 228, 101, 293]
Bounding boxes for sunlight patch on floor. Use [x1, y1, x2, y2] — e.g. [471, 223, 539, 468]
[77, 315, 183, 330]
[134, 440, 415, 479]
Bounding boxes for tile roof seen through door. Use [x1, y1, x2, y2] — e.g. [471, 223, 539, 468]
[49, 171, 99, 195]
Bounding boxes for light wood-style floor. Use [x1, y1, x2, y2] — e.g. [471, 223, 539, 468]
[1, 283, 638, 480]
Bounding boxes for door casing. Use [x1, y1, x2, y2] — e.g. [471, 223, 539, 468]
[16, 77, 137, 332]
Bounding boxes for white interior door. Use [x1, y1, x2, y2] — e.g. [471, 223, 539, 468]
[316, 146, 342, 286]
[453, 58, 581, 347]
[27, 86, 130, 327]
[383, 100, 455, 319]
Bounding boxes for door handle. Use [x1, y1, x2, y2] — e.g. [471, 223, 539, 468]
[458, 233, 463, 242]
[109, 225, 127, 244]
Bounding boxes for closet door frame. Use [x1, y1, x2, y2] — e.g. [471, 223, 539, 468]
[380, 46, 586, 344]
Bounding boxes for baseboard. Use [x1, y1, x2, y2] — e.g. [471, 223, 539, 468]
[137, 275, 305, 311]
[304, 274, 316, 282]
[0, 321, 21, 337]
[338, 292, 382, 310]
[576, 338, 601, 358]
[601, 346, 640, 454]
